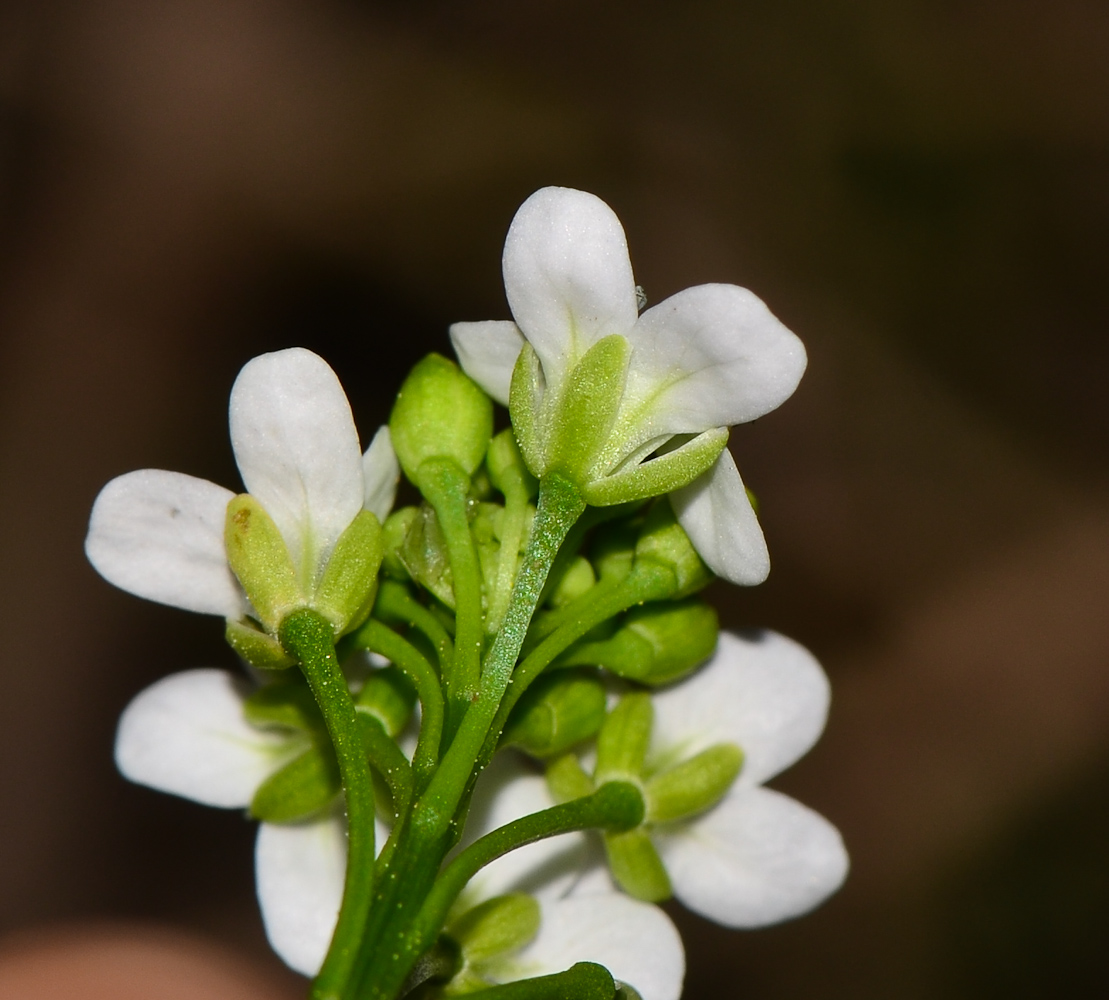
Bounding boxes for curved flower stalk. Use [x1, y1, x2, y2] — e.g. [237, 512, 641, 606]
[442, 753, 685, 1000]
[556, 630, 848, 928]
[86, 347, 399, 647]
[451, 186, 806, 584]
[114, 667, 391, 976]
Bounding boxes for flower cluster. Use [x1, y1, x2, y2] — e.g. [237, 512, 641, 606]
[88, 187, 847, 1000]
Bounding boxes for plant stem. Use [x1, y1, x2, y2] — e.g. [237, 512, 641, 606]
[280, 609, 377, 1000]
[374, 579, 454, 674]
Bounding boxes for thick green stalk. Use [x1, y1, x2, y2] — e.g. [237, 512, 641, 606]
[279, 609, 376, 1000]
[358, 714, 413, 820]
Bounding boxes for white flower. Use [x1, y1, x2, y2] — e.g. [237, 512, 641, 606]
[456, 753, 686, 1000]
[644, 630, 848, 927]
[115, 667, 390, 976]
[85, 347, 399, 619]
[450, 187, 806, 585]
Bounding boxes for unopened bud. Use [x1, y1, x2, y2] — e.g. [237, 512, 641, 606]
[558, 599, 718, 685]
[501, 670, 606, 759]
[389, 354, 493, 480]
[356, 666, 416, 738]
[633, 501, 712, 598]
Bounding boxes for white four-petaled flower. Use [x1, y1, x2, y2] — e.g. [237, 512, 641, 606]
[451, 186, 807, 585]
[639, 629, 848, 927]
[85, 347, 399, 620]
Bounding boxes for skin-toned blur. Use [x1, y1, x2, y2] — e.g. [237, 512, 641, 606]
[1, 1, 1107, 997]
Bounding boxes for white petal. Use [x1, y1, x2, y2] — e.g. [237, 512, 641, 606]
[450, 320, 526, 406]
[623, 284, 806, 435]
[649, 631, 829, 786]
[229, 348, 363, 583]
[86, 469, 245, 618]
[256, 811, 393, 977]
[256, 813, 346, 977]
[362, 426, 400, 521]
[502, 187, 638, 392]
[669, 449, 769, 586]
[655, 785, 848, 928]
[460, 752, 588, 903]
[497, 894, 684, 1000]
[115, 669, 297, 807]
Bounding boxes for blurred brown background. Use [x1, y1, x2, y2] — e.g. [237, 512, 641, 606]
[1, 1, 1108, 997]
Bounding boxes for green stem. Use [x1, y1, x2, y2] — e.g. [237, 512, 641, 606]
[350, 618, 444, 784]
[416, 475, 585, 841]
[358, 713, 413, 819]
[279, 609, 377, 1000]
[411, 781, 643, 955]
[373, 579, 454, 673]
[484, 561, 676, 767]
[486, 469, 531, 635]
[417, 457, 486, 732]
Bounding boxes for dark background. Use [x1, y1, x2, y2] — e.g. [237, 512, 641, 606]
[2, 1, 1108, 997]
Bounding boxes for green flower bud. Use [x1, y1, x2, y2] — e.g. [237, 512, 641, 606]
[224, 494, 303, 631]
[447, 893, 540, 967]
[545, 555, 596, 608]
[244, 677, 324, 732]
[356, 666, 416, 739]
[398, 504, 455, 609]
[312, 509, 383, 635]
[645, 743, 743, 824]
[633, 501, 712, 598]
[389, 354, 493, 480]
[558, 599, 719, 686]
[545, 752, 595, 803]
[225, 618, 295, 670]
[602, 826, 671, 902]
[250, 743, 339, 823]
[501, 670, 606, 759]
[595, 694, 653, 783]
[381, 507, 418, 580]
[590, 522, 638, 583]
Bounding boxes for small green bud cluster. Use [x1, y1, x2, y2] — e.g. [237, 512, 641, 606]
[547, 692, 743, 903]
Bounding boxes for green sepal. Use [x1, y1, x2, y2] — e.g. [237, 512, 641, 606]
[545, 752, 595, 803]
[356, 665, 417, 738]
[545, 335, 630, 486]
[398, 503, 455, 609]
[558, 599, 719, 686]
[595, 693, 653, 783]
[501, 670, 606, 759]
[250, 743, 340, 822]
[602, 826, 671, 902]
[381, 507, 418, 580]
[244, 676, 325, 732]
[582, 426, 728, 507]
[224, 494, 302, 631]
[390, 353, 493, 480]
[448, 893, 540, 967]
[508, 344, 546, 477]
[545, 554, 596, 608]
[487, 429, 538, 501]
[633, 501, 712, 598]
[645, 743, 743, 823]
[312, 509, 383, 634]
[225, 618, 295, 669]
